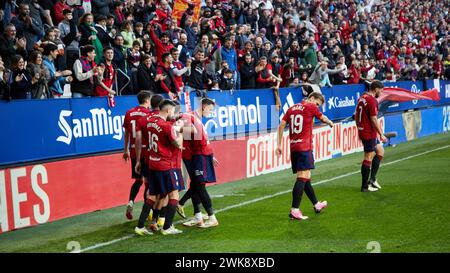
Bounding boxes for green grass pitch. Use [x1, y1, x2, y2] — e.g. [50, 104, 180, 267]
[1, 133, 450, 253]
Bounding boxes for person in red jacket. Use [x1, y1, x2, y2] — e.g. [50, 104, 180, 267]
[149, 22, 174, 64]
[53, 0, 71, 25]
[155, 0, 172, 32]
[256, 56, 275, 88]
[347, 59, 361, 84]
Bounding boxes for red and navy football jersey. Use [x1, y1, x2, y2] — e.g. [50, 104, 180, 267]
[190, 111, 213, 156]
[282, 101, 323, 152]
[179, 112, 195, 160]
[140, 114, 178, 171]
[136, 110, 159, 164]
[123, 106, 151, 158]
[168, 119, 184, 169]
[355, 93, 378, 140]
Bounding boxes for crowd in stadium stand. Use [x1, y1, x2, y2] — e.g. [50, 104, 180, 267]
[0, 0, 449, 101]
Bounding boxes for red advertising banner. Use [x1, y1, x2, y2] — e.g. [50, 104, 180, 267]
[0, 138, 247, 233]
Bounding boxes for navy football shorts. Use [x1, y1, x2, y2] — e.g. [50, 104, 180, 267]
[147, 169, 183, 196]
[131, 158, 148, 179]
[361, 138, 380, 153]
[192, 154, 217, 184]
[173, 168, 185, 191]
[183, 159, 195, 182]
[291, 151, 315, 173]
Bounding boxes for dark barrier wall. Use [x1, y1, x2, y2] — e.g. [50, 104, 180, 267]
[1, 80, 449, 166]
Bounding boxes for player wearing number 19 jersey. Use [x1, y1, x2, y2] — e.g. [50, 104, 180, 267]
[122, 91, 152, 220]
[355, 80, 386, 192]
[277, 92, 333, 221]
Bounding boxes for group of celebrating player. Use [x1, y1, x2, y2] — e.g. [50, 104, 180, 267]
[123, 93, 219, 235]
[121, 79, 386, 234]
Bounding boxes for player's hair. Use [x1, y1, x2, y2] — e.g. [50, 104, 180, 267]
[308, 92, 325, 104]
[159, 99, 177, 111]
[194, 49, 204, 56]
[43, 43, 58, 56]
[150, 94, 164, 109]
[141, 54, 152, 62]
[370, 80, 384, 91]
[80, 45, 95, 57]
[137, 91, 152, 104]
[4, 23, 15, 33]
[223, 68, 232, 74]
[172, 100, 181, 114]
[161, 52, 171, 63]
[103, 46, 113, 53]
[132, 40, 141, 48]
[201, 98, 216, 107]
[170, 47, 179, 54]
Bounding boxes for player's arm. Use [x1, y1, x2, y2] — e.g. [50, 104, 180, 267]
[123, 127, 130, 161]
[171, 133, 183, 149]
[276, 120, 287, 157]
[169, 123, 184, 149]
[135, 130, 142, 174]
[370, 115, 387, 142]
[319, 114, 334, 128]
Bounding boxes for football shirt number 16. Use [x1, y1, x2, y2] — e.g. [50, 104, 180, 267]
[148, 132, 159, 152]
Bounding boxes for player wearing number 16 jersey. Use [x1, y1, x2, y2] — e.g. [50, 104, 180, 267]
[135, 100, 184, 235]
[276, 92, 333, 221]
[355, 80, 387, 192]
[122, 91, 152, 220]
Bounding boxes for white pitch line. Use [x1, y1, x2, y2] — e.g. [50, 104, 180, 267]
[77, 145, 450, 253]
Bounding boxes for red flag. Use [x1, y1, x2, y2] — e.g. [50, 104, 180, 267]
[377, 87, 440, 103]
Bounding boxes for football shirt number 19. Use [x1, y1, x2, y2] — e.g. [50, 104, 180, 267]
[290, 114, 304, 134]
